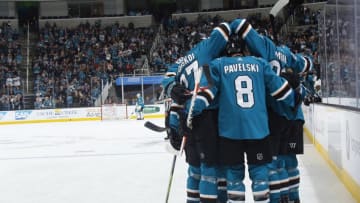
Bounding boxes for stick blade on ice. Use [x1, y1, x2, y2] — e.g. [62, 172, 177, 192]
[144, 121, 168, 132]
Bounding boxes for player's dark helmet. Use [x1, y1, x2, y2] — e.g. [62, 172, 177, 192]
[224, 35, 244, 56]
[257, 28, 269, 37]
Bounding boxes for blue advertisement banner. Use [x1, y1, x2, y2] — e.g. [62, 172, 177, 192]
[15, 110, 32, 120]
[115, 76, 164, 86]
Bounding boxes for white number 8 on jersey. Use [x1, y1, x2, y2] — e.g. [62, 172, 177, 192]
[235, 75, 254, 108]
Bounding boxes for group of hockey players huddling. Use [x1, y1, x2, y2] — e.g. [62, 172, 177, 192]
[161, 17, 315, 203]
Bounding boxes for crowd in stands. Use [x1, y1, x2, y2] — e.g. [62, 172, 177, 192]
[150, 14, 226, 73]
[0, 22, 23, 111]
[290, 4, 322, 26]
[32, 21, 156, 109]
[0, 3, 327, 111]
[285, 2, 356, 98]
[319, 11, 355, 97]
[149, 10, 322, 98]
[32, 10, 323, 109]
[150, 11, 317, 74]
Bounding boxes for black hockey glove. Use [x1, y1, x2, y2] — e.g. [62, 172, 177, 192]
[178, 110, 192, 137]
[281, 71, 300, 89]
[313, 95, 322, 103]
[164, 103, 171, 129]
[170, 83, 192, 105]
[293, 87, 303, 111]
[166, 103, 185, 150]
[167, 128, 183, 151]
[303, 95, 322, 106]
[303, 95, 312, 106]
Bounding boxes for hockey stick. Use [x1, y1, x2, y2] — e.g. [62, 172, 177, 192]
[143, 121, 178, 203]
[270, 0, 288, 43]
[148, 67, 211, 137]
[164, 65, 206, 202]
[144, 121, 168, 132]
[186, 65, 203, 129]
[165, 155, 177, 203]
[269, 0, 290, 43]
[269, 0, 289, 18]
[177, 65, 204, 157]
[202, 64, 213, 88]
[301, 83, 321, 98]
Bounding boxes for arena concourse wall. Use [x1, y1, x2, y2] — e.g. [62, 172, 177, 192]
[303, 104, 360, 202]
[0, 19, 18, 29]
[38, 15, 154, 28]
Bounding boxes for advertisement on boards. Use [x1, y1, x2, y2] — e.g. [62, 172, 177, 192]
[313, 105, 327, 148]
[341, 111, 360, 186]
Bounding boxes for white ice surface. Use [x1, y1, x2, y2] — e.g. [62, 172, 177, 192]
[0, 119, 356, 203]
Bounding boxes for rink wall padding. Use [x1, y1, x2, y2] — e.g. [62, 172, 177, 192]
[0, 105, 165, 125]
[303, 104, 360, 202]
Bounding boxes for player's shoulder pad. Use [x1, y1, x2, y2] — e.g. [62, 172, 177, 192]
[299, 54, 313, 73]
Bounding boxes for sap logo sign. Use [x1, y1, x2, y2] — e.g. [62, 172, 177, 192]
[0, 112, 6, 120]
[15, 110, 32, 120]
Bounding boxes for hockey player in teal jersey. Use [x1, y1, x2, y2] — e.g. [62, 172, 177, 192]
[183, 43, 300, 203]
[229, 18, 313, 203]
[161, 21, 231, 203]
[229, 18, 312, 75]
[135, 93, 145, 120]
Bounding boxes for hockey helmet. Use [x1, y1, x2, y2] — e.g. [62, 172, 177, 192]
[224, 35, 244, 56]
[257, 28, 269, 37]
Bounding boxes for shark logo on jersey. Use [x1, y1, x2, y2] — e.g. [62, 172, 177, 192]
[256, 153, 263, 161]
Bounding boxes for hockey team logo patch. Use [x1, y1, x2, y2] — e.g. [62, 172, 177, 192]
[289, 143, 296, 149]
[256, 153, 263, 160]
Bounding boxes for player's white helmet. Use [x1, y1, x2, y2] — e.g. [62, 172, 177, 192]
[136, 93, 141, 98]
